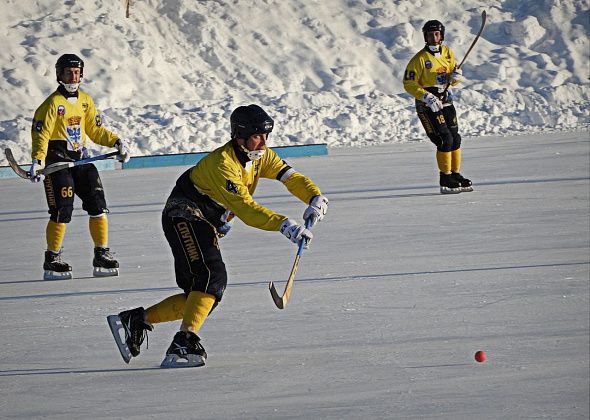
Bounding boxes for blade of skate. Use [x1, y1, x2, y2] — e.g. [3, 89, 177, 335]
[160, 354, 205, 369]
[107, 315, 132, 364]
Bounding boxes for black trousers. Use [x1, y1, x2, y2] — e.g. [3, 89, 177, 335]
[162, 214, 227, 302]
[416, 101, 462, 152]
[43, 163, 107, 223]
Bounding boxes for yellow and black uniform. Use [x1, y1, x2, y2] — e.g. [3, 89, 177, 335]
[404, 44, 464, 176]
[106, 104, 328, 367]
[32, 86, 119, 164]
[31, 85, 119, 251]
[158, 140, 321, 307]
[403, 45, 459, 102]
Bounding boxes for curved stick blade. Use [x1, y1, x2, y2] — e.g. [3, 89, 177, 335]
[269, 281, 286, 309]
[269, 254, 301, 309]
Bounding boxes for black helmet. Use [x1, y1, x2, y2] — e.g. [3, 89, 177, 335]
[422, 20, 445, 42]
[55, 54, 84, 81]
[230, 104, 274, 140]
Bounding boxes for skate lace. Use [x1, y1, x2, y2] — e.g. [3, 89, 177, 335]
[99, 248, 116, 261]
[123, 319, 151, 350]
[132, 326, 149, 351]
[49, 250, 65, 264]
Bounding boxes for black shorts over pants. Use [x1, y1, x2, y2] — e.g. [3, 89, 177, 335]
[416, 101, 462, 152]
[161, 214, 227, 303]
[43, 163, 107, 223]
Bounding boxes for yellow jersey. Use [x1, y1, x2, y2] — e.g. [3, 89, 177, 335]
[403, 45, 459, 101]
[169, 141, 322, 232]
[31, 87, 119, 162]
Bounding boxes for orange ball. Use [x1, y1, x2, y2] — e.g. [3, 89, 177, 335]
[474, 350, 487, 363]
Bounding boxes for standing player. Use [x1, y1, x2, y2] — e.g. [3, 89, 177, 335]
[403, 20, 473, 194]
[30, 53, 130, 280]
[107, 104, 329, 368]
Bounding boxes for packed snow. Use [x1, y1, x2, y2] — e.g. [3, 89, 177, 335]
[0, 0, 588, 164]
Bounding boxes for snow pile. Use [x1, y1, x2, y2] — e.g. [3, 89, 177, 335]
[0, 0, 588, 163]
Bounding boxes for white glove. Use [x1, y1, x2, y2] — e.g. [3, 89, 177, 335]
[115, 139, 130, 163]
[422, 92, 443, 112]
[303, 195, 329, 228]
[29, 159, 45, 183]
[451, 67, 462, 83]
[280, 219, 313, 248]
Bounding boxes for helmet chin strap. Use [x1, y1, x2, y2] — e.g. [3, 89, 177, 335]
[59, 81, 80, 93]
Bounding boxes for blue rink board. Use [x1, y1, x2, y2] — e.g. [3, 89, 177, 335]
[0, 159, 116, 179]
[121, 143, 328, 170]
[0, 144, 327, 179]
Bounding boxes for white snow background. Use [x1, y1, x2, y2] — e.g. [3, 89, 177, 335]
[0, 0, 588, 162]
[0, 1, 589, 419]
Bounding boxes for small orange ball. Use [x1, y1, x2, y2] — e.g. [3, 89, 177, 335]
[474, 350, 487, 363]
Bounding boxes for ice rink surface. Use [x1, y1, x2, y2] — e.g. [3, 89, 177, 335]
[1, 132, 588, 419]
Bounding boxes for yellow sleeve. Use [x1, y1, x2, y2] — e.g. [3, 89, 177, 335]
[448, 49, 460, 87]
[260, 148, 322, 205]
[195, 162, 288, 231]
[31, 98, 58, 161]
[403, 53, 427, 101]
[82, 92, 119, 148]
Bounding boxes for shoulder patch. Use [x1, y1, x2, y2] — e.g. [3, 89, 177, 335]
[32, 119, 44, 132]
[226, 179, 238, 194]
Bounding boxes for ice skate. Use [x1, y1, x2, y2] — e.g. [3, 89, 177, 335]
[107, 307, 153, 363]
[451, 172, 473, 192]
[93, 247, 119, 277]
[439, 172, 461, 194]
[160, 331, 207, 368]
[43, 250, 72, 280]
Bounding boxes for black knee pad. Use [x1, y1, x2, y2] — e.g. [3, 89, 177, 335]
[437, 135, 454, 152]
[452, 134, 462, 150]
[204, 260, 228, 302]
[83, 199, 107, 217]
[428, 133, 443, 148]
[49, 206, 73, 223]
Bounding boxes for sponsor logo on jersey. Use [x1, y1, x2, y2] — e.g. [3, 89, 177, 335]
[57, 105, 66, 116]
[68, 116, 81, 125]
[226, 180, 238, 194]
[425, 60, 432, 69]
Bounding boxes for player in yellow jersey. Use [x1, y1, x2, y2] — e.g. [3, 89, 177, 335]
[30, 54, 131, 280]
[403, 20, 473, 194]
[107, 104, 329, 368]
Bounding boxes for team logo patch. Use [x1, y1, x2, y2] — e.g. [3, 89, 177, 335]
[436, 73, 447, 85]
[425, 60, 432, 69]
[95, 115, 103, 127]
[57, 105, 65, 116]
[66, 125, 82, 150]
[32, 119, 43, 132]
[226, 180, 238, 194]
